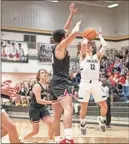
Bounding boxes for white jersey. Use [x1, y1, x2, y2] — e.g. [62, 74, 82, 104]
[80, 54, 100, 82]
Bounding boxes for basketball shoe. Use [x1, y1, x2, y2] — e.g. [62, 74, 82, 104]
[60, 138, 74, 144]
[97, 116, 106, 132]
[80, 121, 87, 135]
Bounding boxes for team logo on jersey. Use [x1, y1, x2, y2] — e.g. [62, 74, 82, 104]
[86, 59, 98, 63]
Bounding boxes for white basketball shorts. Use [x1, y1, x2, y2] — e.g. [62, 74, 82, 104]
[78, 81, 107, 103]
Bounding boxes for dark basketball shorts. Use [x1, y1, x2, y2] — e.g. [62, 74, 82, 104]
[49, 75, 72, 100]
[29, 106, 51, 122]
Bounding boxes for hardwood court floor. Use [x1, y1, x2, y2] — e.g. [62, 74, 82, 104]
[2, 118, 129, 143]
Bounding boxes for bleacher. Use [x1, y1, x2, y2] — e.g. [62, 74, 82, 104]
[2, 102, 129, 126]
[77, 102, 129, 117]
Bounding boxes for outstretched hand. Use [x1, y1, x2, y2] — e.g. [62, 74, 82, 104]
[98, 27, 102, 36]
[69, 3, 78, 15]
[72, 20, 82, 34]
[1, 83, 19, 98]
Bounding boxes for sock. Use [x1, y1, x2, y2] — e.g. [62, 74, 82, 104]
[80, 118, 86, 125]
[49, 140, 54, 143]
[101, 116, 106, 123]
[64, 128, 72, 140]
[55, 136, 61, 143]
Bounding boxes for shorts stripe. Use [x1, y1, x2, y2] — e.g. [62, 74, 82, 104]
[31, 120, 40, 123]
[58, 93, 72, 101]
[42, 115, 51, 121]
[102, 96, 106, 98]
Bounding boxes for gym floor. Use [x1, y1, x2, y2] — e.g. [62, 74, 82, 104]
[2, 118, 129, 143]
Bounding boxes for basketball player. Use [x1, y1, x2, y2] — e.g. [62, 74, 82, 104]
[50, 3, 82, 144]
[1, 81, 21, 144]
[79, 28, 108, 135]
[21, 69, 54, 143]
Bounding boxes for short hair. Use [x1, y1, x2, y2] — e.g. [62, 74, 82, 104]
[52, 29, 66, 43]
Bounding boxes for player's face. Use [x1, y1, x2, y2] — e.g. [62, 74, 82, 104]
[40, 70, 48, 80]
[85, 42, 93, 53]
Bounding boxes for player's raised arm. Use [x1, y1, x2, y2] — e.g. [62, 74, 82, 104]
[80, 38, 88, 61]
[97, 27, 107, 59]
[64, 3, 78, 33]
[55, 20, 82, 60]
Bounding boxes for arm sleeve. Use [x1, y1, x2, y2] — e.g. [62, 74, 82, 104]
[98, 35, 107, 55]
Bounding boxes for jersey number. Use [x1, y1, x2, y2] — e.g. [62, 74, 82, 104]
[90, 64, 95, 70]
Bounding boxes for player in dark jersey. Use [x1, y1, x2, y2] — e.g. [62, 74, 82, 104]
[50, 3, 82, 144]
[21, 69, 54, 143]
[1, 80, 21, 144]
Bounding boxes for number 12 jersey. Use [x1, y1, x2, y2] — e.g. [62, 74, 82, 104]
[80, 54, 100, 82]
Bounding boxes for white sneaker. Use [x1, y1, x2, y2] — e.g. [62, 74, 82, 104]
[20, 138, 31, 143]
[97, 116, 106, 132]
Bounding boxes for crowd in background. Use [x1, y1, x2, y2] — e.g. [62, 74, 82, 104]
[2, 44, 129, 109]
[100, 49, 129, 102]
[4, 80, 51, 107]
[10, 82, 35, 107]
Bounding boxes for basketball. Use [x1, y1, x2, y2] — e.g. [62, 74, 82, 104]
[83, 27, 97, 40]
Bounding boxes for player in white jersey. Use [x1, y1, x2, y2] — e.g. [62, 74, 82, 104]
[79, 28, 108, 135]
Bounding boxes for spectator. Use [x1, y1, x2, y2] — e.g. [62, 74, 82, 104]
[123, 75, 129, 102]
[121, 65, 128, 76]
[75, 71, 81, 84]
[101, 78, 112, 128]
[18, 83, 28, 107]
